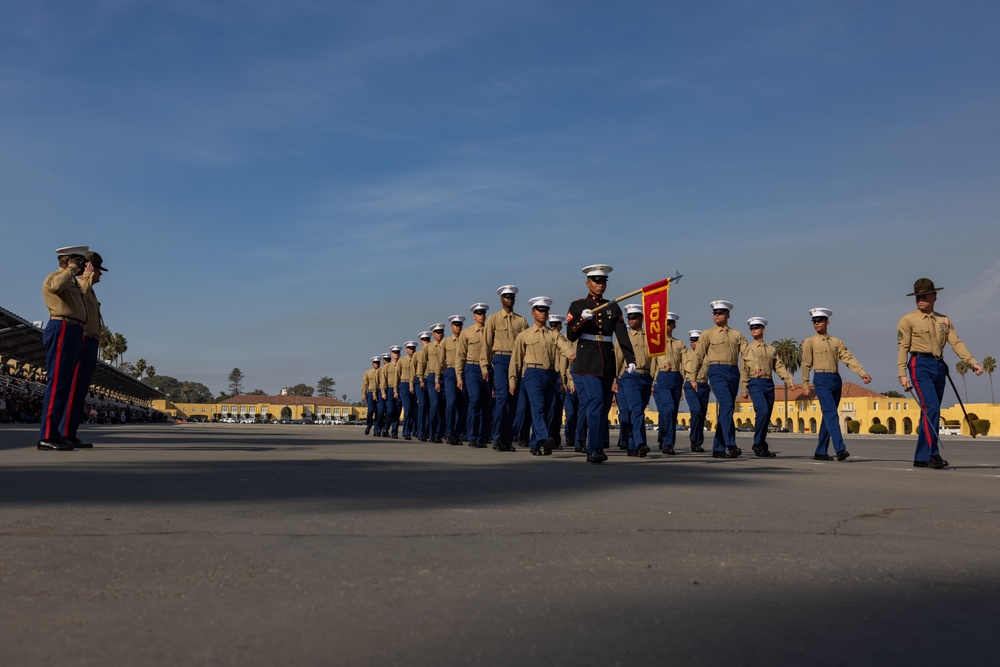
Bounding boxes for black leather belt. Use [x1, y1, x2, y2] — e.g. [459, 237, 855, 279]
[910, 352, 941, 359]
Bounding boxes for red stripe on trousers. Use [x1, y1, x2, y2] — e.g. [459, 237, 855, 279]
[43, 320, 68, 439]
[909, 355, 933, 452]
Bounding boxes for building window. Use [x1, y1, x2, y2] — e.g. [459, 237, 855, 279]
[873, 402, 878, 410]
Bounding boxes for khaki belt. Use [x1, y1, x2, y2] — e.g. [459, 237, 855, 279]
[524, 363, 550, 369]
[706, 361, 735, 366]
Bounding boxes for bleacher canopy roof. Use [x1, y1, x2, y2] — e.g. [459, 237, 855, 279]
[0, 306, 164, 402]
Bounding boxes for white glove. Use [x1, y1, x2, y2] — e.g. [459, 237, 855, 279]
[581, 309, 594, 321]
[627, 363, 636, 374]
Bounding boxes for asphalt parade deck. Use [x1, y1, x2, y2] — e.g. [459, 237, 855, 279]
[1, 424, 998, 666]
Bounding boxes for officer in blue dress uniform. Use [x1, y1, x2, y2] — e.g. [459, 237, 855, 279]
[566, 264, 635, 464]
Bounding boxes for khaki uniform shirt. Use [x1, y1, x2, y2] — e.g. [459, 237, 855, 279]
[456, 323, 485, 376]
[509, 325, 577, 385]
[615, 328, 653, 376]
[896, 309, 977, 377]
[362, 368, 378, 395]
[801, 334, 866, 392]
[77, 273, 103, 338]
[424, 339, 444, 380]
[740, 340, 794, 393]
[42, 265, 87, 323]
[650, 336, 686, 379]
[691, 325, 757, 379]
[481, 310, 529, 371]
[555, 334, 573, 389]
[413, 347, 428, 382]
[440, 334, 461, 373]
[398, 355, 416, 384]
[375, 363, 388, 395]
[385, 359, 401, 393]
[683, 347, 708, 384]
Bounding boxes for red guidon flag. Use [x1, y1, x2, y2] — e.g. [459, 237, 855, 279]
[642, 277, 672, 356]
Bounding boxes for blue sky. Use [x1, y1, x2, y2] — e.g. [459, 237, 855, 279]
[3, 0, 999, 403]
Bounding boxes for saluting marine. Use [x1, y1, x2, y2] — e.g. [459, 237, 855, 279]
[650, 311, 686, 455]
[481, 285, 529, 451]
[897, 279, 983, 469]
[509, 297, 577, 455]
[801, 308, 871, 461]
[38, 245, 91, 451]
[457, 303, 490, 447]
[566, 264, 635, 464]
[615, 304, 654, 457]
[739, 317, 795, 458]
[65, 250, 108, 449]
[682, 330, 710, 452]
[690, 300, 759, 459]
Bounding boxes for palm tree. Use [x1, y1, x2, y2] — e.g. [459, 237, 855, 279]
[956, 360, 970, 402]
[112, 333, 128, 367]
[135, 358, 148, 381]
[983, 356, 996, 404]
[99, 325, 115, 364]
[772, 338, 802, 430]
[145, 364, 156, 379]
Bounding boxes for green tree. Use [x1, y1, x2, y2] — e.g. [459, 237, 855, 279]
[882, 390, 904, 398]
[145, 364, 156, 380]
[772, 338, 802, 430]
[956, 360, 970, 402]
[247, 389, 268, 396]
[288, 383, 314, 396]
[135, 358, 148, 380]
[112, 332, 128, 367]
[983, 356, 996, 404]
[228, 368, 245, 396]
[316, 376, 335, 397]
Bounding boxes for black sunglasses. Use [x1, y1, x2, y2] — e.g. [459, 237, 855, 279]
[812, 317, 828, 323]
[473, 310, 486, 315]
[533, 306, 550, 312]
[588, 276, 608, 284]
[749, 324, 763, 330]
[712, 309, 729, 315]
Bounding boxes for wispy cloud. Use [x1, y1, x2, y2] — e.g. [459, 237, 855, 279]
[951, 257, 1000, 322]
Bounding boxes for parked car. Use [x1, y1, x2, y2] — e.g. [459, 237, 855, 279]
[939, 426, 961, 435]
[333, 419, 346, 425]
[768, 425, 789, 433]
[736, 425, 754, 432]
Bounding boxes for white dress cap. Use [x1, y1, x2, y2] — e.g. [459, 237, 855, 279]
[548, 314, 565, 325]
[809, 307, 833, 319]
[448, 315, 466, 324]
[497, 285, 519, 296]
[55, 245, 89, 256]
[529, 296, 553, 309]
[624, 303, 643, 317]
[370, 356, 381, 363]
[747, 317, 768, 328]
[381, 353, 391, 359]
[404, 341, 417, 348]
[688, 329, 702, 339]
[667, 311, 679, 322]
[390, 345, 402, 353]
[710, 300, 734, 311]
[430, 323, 445, 332]
[582, 264, 613, 277]
[418, 331, 432, 340]
[469, 302, 490, 313]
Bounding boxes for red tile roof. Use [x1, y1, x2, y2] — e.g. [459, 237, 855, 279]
[737, 381, 883, 402]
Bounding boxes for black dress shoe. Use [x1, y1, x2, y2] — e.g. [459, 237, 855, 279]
[364, 427, 371, 435]
[542, 437, 555, 455]
[814, 454, 834, 461]
[929, 455, 949, 469]
[419, 437, 428, 442]
[433, 437, 443, 444]
[65, 437, 93, 449]
[913, 460, 930, 468]
[37, 438, 74, 451]
[587, 450, 607, 464]
[752, 445, 763, 456]
[712, 451, 726, 458]
[725, 447, 741, 459]
[691, 445, 705, 453]
[626, 449, 639, 457]
[403, 435, 412, 440]
[665, 447, 676, 456]
[391, 434, 399, 439]
[530, 448, 542, 456]
[837, 450, 850, 461]
[756, 449, 776, 458]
